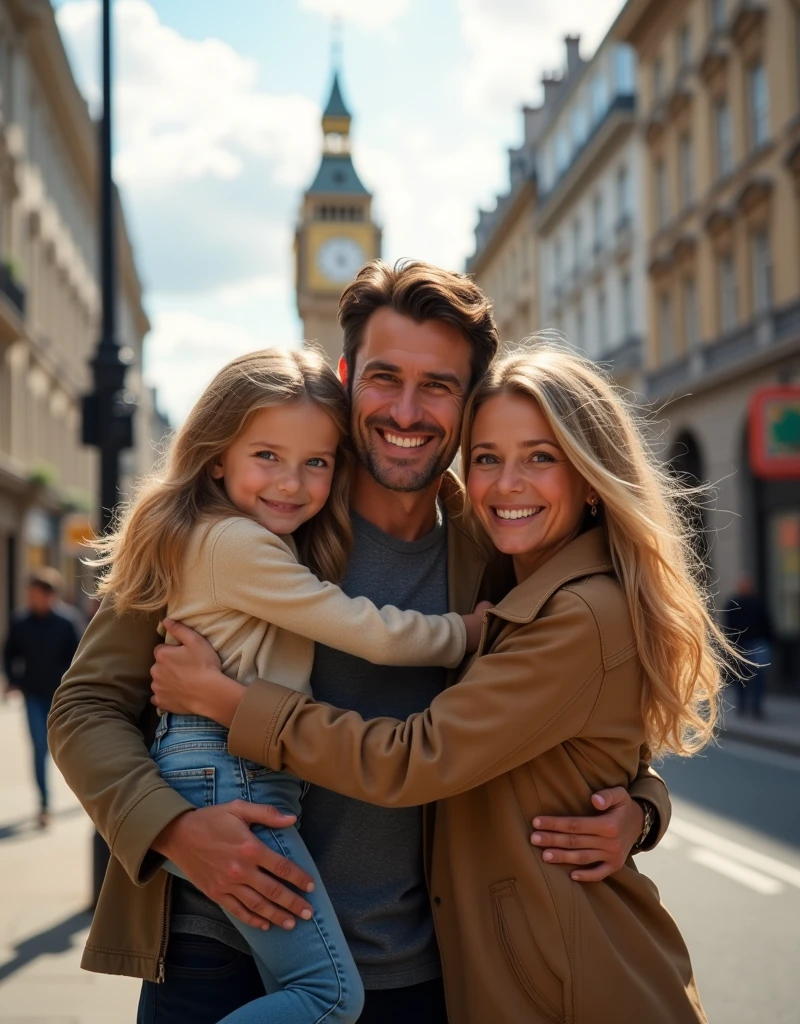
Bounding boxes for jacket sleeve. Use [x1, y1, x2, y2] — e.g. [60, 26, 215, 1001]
[229, 590, 616, 806]
[48, 597, 192, 884]
[629, 749, 671, 850]
[209, 519, 466, 668]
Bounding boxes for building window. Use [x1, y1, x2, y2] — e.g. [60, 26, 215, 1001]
[572, 218, 583, 273]
[751, 229, 773, 313]
[659, 293, 675, 364]
[682, 276, 698, 350]
[616, 164, 631, 226]
[621, 272, 633, 337]
[615, 46, 636, 94]
[591, 73, 608, 124]
[714, 98, 733, 178]
[554, 239, 563, 289]
[576, 302, 585, 350]
[709, 0, 726, 32]
[718, 251, 738, 332]
[655, 158, 669, 230]
[593, 193, 605, 251]
[678, 24, 692, 71]
[556, 131, 570, 174]
[571, 104, 588, 148]
[653, 57, 665, 103]
[597, 288, 608, 353]
[747, 61, 770, 150]
[679, 134, 694, 208]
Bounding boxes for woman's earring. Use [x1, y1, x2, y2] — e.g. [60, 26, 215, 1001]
[590, 498, 599, 517]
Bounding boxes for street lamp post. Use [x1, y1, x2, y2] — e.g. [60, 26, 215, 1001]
[81, 0, 137, 905]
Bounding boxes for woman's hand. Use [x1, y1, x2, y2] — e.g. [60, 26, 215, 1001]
[461, 600, 494, 653]
[151, 618, 245, 728]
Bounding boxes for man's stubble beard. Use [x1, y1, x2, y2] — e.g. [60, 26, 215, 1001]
[352, 420, 460, 494]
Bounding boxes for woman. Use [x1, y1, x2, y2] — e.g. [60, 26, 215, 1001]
[154, 345, 730, 1023]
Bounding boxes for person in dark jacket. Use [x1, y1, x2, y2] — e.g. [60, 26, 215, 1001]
[723, 575, 773, 719]
[3, 568, 81, 825]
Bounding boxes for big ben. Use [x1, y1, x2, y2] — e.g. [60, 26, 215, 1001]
[295, 65, 380, 364]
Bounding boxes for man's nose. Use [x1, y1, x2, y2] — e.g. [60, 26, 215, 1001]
[390, 385, 424, 429]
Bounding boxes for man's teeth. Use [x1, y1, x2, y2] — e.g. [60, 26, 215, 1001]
[384, 432, 428, 448]
[495, 508, 538, 520]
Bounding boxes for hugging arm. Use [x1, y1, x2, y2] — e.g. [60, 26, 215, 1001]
[47, 597, 314, 929]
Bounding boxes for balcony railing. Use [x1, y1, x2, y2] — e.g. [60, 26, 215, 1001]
[646, 297, 800, 398]
[602, 335, 642, 375]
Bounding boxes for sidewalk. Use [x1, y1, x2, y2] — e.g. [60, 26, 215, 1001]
[720, 690, 800, 756]
[0, 692, 138, 1023]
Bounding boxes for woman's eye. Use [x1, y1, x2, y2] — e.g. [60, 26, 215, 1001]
[307, 457, 329, 468]
[530, 452, 555, 464]
[255, 450, 277, 461]
[473, 454, 498, 465]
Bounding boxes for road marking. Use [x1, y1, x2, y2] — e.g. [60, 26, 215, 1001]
[687, 848, 783, 894]
[717, 739, 800, 773]
[671, 818, 800, 889]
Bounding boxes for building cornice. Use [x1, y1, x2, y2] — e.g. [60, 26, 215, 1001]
[466, 178, 535, 276]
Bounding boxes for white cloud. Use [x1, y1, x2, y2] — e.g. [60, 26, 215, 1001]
[56, 0, 319, 190]
[144, 310, 297, 423]
[299, 0, 411, 30]
[458, 0, 623, 117]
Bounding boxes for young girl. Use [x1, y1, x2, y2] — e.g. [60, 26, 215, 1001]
[93, 347, 482, 1024]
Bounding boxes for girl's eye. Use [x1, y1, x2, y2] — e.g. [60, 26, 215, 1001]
[255, 450, 277, 461]
[306, 457, 329, 468]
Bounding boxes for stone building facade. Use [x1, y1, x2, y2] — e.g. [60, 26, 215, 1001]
[0, 0, 159, 628]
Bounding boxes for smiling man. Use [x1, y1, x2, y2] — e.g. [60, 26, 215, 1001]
[50, 259, 671, 1024]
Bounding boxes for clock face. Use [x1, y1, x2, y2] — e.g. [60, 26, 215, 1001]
[316, 237, 366, 285]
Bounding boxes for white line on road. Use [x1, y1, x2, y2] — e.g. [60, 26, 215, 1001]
[718, 739, 800, 773]
[687, 848, 784, 895]
[671, 818, 800, 889]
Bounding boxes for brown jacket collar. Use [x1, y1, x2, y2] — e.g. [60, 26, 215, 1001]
[491, 527, 614, 625]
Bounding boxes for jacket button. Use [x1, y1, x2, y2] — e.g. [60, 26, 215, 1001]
[433, 896, 441, 906]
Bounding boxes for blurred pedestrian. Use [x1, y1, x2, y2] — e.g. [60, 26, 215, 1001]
[3, 568, 81, 826]
[723, 575, 772, 720]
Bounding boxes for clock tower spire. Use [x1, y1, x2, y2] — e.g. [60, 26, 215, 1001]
[295, 52, 381, 365]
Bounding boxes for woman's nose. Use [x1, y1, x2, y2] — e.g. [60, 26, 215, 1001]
[496, 465, 524, 494]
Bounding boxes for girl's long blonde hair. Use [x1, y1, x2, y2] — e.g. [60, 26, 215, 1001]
[93, 347, 354, 616]
[461, 342, 735, 758]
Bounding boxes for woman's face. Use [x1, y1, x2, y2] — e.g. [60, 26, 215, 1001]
[467, 392, 595, 581]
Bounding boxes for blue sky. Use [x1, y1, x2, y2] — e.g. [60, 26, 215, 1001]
[53, 0, 622, 423]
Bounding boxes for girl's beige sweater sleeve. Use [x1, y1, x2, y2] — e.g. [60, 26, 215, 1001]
[205, 518, 467, 668]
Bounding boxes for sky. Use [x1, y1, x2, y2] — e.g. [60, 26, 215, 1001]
[52, 0, 624, 424]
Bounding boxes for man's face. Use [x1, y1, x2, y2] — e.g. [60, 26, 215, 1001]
[28, 584, 55, 615]
[347, 308, 473, 493]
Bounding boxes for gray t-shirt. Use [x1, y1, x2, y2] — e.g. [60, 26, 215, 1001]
[171, 507, 449, 990]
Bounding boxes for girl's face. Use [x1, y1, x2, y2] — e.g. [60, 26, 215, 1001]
[467, 392, 595, 582]
[212, 399, 340, 535]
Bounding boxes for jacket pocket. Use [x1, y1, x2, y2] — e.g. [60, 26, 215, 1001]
[490, 879, 565, 1022]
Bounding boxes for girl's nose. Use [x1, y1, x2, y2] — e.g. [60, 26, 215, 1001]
[277, 471, 301, 495]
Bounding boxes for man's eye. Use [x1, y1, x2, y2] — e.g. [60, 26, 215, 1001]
[424, 381, 448, 391]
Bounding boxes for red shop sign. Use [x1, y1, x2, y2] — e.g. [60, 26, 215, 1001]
[749, 385, 800, 479]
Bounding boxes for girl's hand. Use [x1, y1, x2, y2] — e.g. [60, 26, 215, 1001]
[151, 618, 245, 727]
[461, 600, 494, 653]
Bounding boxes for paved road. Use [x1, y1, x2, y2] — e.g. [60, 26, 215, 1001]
[645, 738, 800, 1024]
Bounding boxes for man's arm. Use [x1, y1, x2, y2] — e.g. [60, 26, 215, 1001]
[48, 596, 314, 929]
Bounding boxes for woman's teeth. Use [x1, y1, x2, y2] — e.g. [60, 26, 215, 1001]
[494, 508, 539, 520]
[383, 432, 428, 448]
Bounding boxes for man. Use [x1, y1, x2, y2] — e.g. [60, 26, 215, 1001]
[723, 575, 773, 719]
[4, 569, 81, 826]
[50, 260, 669, 1023]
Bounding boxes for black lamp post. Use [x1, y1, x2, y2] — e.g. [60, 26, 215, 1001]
[81, 0, 136, 905]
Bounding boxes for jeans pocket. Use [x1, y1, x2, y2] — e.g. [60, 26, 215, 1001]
[161, 766, 216, 809]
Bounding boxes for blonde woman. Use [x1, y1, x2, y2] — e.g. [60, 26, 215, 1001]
[86, 347, 486, 1024]
[153, 344, 731, 1022]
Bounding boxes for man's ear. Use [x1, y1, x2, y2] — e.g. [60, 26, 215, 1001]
[337, 355, 348, 388]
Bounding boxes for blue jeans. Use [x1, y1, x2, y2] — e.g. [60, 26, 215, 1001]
[738, 639, 771, 716]
[24, 694, 52, 810]
[150, 713, 364, 1024]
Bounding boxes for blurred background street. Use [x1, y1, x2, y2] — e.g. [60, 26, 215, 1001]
[1, 0, 799, 1020]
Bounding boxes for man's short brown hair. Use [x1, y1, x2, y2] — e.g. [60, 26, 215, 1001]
[338, 259, 498, 388]
[29, 567, 63, 595]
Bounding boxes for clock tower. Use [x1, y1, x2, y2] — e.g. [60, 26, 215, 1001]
[295, 66, 380, 364]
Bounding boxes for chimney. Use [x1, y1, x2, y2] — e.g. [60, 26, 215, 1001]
[542, 73, 562, 108]
[565, 35, 582, 75]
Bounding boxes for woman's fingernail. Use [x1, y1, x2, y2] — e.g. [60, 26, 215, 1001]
[301, 909, 313, 920]
[572, 873, 582, 881]
[531, 833, 542, 845]
[595, 795, 606, 807]
[533, 818, 542, 828]
[543, 851, 553, 861]
[282, 919, 295, 930]
[306, 883, 315, 893]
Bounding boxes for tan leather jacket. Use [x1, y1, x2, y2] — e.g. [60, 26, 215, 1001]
[48, 475, 671, 988]
[230, 528, 705, 1024]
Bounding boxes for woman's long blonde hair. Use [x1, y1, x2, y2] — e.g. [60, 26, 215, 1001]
[461, 342, 735, 757]
[93, 347, 354, 616]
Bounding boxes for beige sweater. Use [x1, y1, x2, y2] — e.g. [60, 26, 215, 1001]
[165, 516, 467, 696]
